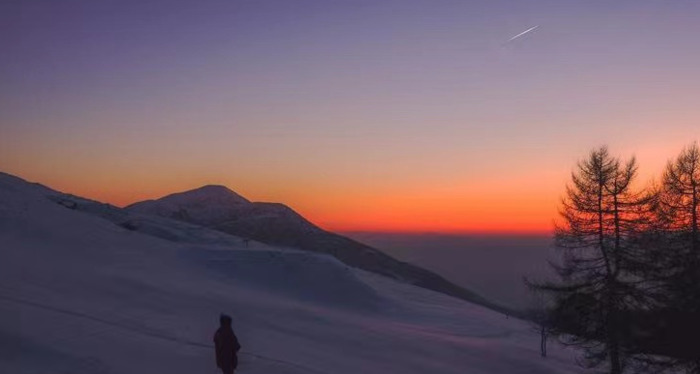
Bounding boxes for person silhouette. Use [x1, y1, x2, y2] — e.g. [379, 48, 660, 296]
[214, 314, 241, 374]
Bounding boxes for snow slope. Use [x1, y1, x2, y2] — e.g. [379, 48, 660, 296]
[127, 185, 509, 315]
[0, 172, 586, 374]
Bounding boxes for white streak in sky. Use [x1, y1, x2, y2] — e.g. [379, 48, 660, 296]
[507, 25, 539, 43]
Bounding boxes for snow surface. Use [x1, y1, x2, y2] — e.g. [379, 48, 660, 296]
[126, 185, 254, 225]
[0, 173, 587, 374]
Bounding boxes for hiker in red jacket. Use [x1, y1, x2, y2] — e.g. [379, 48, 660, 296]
[214, 314, 241, 374]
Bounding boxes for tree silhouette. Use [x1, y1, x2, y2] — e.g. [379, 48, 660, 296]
[643, 142, 700, 372]
[531, 147, 647, 374]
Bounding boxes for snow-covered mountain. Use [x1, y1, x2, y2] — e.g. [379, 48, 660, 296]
[0, 171, 587, 373]
[127, 185, 510, 314]
[128, 185, 323, 245]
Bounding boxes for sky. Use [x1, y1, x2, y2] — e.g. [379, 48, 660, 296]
[1, 0, 699, 233]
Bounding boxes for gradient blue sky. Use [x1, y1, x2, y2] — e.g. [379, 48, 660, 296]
[2, 0, 699, 232]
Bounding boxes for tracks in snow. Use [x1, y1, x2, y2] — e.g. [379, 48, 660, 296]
[0, 294, 327, 374]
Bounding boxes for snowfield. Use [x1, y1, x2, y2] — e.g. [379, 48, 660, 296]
[0, 172, 586, 374]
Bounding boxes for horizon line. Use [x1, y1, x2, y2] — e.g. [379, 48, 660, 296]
[335, 229, 554, 236]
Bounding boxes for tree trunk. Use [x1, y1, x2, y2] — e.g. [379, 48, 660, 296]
[540, 325, 547, 358]
[692, 180, 698, 254]
[609, 343, 622, 374]
[607, 286, 622, 374]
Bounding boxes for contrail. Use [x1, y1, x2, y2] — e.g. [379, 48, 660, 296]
[507, 25, 539, 43]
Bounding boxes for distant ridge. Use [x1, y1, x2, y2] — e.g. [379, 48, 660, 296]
[129, 184, 250, 210]
[128, 185, 515, 315]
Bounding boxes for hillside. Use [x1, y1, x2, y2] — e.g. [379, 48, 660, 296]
[0, 171, 586, 373]
[127, 185, 510, 314]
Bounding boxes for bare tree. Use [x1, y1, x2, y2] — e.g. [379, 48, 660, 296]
[658, 142, 700, 254]
[531, 147, 647, 374]
[643, 142, 700, 372]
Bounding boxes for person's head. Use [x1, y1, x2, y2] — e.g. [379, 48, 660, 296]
[219, 314, 232, 327]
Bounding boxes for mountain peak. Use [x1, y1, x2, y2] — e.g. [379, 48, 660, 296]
[190, 184, 237, 195]
[126, 185, 251, 212]
[165, 184, 250, 204]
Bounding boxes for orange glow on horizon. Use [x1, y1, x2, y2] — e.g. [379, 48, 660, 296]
[2, 133, 697, 235]
[13, 168, 562, 234]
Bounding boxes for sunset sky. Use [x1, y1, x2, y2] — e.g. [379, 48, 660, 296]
[1, 0, 699, 233]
